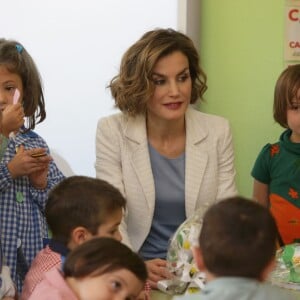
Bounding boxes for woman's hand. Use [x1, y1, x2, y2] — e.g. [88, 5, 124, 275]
[7, 145, 52, 182]
[145, 259, 172, 289]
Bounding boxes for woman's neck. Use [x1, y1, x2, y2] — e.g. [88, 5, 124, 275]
[146, 114, 185, 139]
[146, 115, 186, 158]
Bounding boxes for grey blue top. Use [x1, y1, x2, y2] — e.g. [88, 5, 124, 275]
[139, 143, 186, 260]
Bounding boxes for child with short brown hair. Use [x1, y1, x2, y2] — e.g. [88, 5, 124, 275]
[176, 196, 297, 300]
[21, 175, 126, 299]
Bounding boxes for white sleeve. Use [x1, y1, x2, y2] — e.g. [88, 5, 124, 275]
[95, 117, 132, 248]
[216, 119, 238, 200]
[0, 266, 16, 298]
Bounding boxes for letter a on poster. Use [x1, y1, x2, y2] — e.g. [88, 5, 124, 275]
[285, 0, 300, 61]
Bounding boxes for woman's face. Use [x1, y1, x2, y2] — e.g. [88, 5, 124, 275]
[146, 51, 192, 124]
[70, 269, 144, 300]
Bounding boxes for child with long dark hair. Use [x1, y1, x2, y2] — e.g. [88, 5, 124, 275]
[0, 38, 65, 292]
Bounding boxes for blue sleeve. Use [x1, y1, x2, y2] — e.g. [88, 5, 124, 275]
[0, 141, 15, 191]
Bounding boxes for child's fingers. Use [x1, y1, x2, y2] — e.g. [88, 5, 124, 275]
[16, 144, 25, 153]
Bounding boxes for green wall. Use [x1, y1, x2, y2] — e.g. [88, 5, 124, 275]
[199, 0, 285, 197]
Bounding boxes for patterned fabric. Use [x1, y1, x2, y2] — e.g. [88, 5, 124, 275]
[28, 268, 77, 300]
[144, 280, 151, 296]
[252, 129, 300, 244]
[0, 129, 65, 292]
[21, 245, 61, 300]
[0, 134, 8, 161]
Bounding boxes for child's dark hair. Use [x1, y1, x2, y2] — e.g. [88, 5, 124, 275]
[46, 176, 126, 245]
[63, 237, 147, 284]
[274, 64, 300, 128]
[0, 38, 45, 130]
[199, 196, 278, 279]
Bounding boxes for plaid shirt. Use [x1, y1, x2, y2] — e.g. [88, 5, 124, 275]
[21, 244, 63, 300]
[0, 130, 65, 292]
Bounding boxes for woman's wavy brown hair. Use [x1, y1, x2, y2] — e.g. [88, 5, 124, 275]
[109, 28, 207, 116]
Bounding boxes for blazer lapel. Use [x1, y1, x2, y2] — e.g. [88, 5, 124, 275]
[124, 115, 155, 211]
[185, 107, 209, 216]
[123, 108, 209, 215]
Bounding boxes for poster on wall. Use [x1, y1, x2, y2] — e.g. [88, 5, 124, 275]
[285, 0, 300, 61]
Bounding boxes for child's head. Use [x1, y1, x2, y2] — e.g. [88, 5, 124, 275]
[64, 237, 147, 300]
[274, 64, 300, 128]
[0, 38, 45, 130]
[46, 176, 126, 249]
[196, 196, 278, 280]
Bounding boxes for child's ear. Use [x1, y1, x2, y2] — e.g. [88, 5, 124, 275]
[70, 226, 92, 248]
[192, 246, 206, 271]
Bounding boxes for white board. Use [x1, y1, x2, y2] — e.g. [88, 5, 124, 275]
[0, 0, 178, 176]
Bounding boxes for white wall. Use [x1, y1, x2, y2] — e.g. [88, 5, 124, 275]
[0, 0, 178, 176]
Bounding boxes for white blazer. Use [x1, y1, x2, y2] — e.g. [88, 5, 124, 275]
[95, 106, 237, 251]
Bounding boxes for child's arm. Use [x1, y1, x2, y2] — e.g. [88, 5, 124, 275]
[253, 179, 269, 207]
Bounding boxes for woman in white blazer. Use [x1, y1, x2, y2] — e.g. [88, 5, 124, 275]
[95, 28, 237, 289]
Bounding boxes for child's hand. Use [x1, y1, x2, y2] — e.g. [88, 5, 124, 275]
[29, 163, 49, 189]
[7, 145, 52, 180]
[136, 290, 150, 300]
[1, 103, 24, 137]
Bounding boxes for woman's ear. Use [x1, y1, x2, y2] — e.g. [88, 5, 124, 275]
[192, 246, 206, 271]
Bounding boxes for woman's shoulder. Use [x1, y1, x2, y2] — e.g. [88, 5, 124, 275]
[97, 112, 145, 133]
[97, 112, 128, 127]
[187, 107, 230, 133]
[188, 106, 229, 124]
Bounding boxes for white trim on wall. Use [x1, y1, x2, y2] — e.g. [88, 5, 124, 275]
[177, 0, 201, 51]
